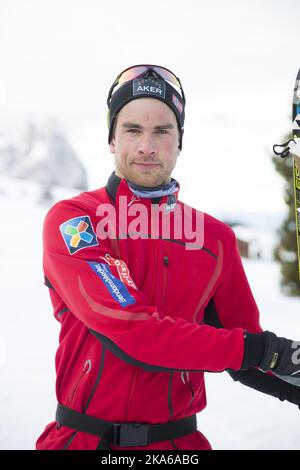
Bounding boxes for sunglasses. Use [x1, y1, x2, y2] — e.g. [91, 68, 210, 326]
[107, 64, 185, 106]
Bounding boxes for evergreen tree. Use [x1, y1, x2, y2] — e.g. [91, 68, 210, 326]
[273, 137, 300, 296]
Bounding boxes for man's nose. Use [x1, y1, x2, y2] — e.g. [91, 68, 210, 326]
[137, 133, 157, 156]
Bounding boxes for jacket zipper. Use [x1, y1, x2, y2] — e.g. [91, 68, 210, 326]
[63, 347, 106, 450]
[124, 368, 138, 420]
[168, 372, 174, 420]
[125, 238, 160, 419]
[181, 371, 195, 407]
[161, 255, 169, 309]
[68, 359, 92, 405]
[149, 238, 158, 302]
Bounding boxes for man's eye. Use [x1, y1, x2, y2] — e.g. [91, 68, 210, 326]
[127, 129, 140, 133]
[156, 129, 168, 134]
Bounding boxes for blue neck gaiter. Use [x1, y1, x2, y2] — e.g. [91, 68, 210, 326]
[127, 178, 178, 199]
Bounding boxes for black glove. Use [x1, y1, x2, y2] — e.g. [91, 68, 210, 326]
[242, 330, 300, 384]
[227, 368, 300, 408]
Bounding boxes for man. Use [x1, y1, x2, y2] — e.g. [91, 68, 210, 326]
[36, 65, 300, 451]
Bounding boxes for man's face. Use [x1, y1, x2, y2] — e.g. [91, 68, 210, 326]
[110, 98, 180, 187]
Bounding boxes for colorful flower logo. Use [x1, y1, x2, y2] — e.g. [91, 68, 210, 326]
[59, 215, 99, 255]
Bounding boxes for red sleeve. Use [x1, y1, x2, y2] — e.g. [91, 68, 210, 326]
[213, 232, 263, 333]
[43, 199, 246, 373]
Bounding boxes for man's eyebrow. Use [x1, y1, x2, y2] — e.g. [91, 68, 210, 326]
[122, 122, 143, 129]
[154, 123, 175, 130]
[122, 122, 175, 130]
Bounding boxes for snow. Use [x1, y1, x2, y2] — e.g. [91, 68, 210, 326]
[0, 187, 299, 450]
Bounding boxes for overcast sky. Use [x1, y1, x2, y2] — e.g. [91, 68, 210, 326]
[1, 0, 300, 213]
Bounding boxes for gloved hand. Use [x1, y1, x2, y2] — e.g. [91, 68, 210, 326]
[241, 330, 300, 385]
[273, 372, 300, 387]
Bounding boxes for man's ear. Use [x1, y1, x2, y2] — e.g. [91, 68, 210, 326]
[110, 139, 116, 154]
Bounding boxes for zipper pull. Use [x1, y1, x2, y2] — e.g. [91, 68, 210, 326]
[181, 371, 189, 383]
[84, 359, 92, 373]
[163, 255, 169, 266]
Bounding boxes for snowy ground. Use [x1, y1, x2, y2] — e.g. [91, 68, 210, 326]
[0, 186, 299, 450]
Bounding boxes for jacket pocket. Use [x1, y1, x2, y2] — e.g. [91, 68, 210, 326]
[181, 372, 195, 408]
[67, 359, 92, 406]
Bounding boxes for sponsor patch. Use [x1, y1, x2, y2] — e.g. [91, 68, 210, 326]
[133, 77, 166, 99]
[99, 254, 138, 290]
[88, 261, 136, 307]
[60, 215, 99, 255]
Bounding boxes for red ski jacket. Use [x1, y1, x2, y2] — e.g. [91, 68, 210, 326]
[36, 172, 262, 450]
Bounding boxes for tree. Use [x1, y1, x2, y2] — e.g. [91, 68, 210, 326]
[272, 136, 300, 296]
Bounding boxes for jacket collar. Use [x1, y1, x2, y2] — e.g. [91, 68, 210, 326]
[105, 171, 180, 207]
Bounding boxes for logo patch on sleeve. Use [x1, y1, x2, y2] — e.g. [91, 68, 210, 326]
[59, 216, 99, 255]
[99, 254, 138, 290]
[87, 261, 136, 308]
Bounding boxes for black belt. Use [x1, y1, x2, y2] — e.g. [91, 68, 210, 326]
[56, 403, 197, 448]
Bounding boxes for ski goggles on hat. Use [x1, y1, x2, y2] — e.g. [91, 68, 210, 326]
[107, 64, 186, 106]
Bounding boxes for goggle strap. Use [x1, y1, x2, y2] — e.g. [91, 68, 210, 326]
[107, 65, 185, 106]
